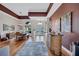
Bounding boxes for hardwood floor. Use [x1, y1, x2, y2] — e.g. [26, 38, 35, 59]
[0, 40, 9, 48]
[0, 37, 54, 56]
[10, 38, 28, 56]
[0, 38, 69, 56]
[9, 37, 54, 56]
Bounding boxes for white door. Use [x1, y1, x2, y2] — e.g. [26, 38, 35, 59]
[35, 23, 45, 42]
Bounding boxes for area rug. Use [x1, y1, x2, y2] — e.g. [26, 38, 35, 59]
[0, 46, 9, 56]
[16, 42, 48, 56]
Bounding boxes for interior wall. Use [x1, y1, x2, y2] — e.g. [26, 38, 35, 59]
[50, 3, 79, 50]
[51, 3, 79, 33]
[15, 19, 28, 32]
[0, 11, 20, 34]
[0, 11, 29, 34]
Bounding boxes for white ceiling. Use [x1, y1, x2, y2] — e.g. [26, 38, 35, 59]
[47, 3, 62, 18]
[1, 3, 49, 16]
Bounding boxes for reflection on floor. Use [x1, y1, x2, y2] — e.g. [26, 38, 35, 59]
[35, 36, 44, 42]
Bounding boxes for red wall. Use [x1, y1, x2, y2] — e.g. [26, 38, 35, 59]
[50, 3, 79, 50]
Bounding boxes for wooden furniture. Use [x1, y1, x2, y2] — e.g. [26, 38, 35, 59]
[15, 32, 26, 41]
[6, 32, 15, 39]
[50, 33, 62, 56]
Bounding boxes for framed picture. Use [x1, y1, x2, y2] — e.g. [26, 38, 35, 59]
[61, 12, 72, 32]
[10, 25, 15, 31]
[3, 24, 15, 31]
[18, 25, 23, 30]
[3, 24, 9, 31]
[52, 18, 61, 33]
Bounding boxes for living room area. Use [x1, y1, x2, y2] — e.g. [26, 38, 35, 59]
[0, 3, 79, 56]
